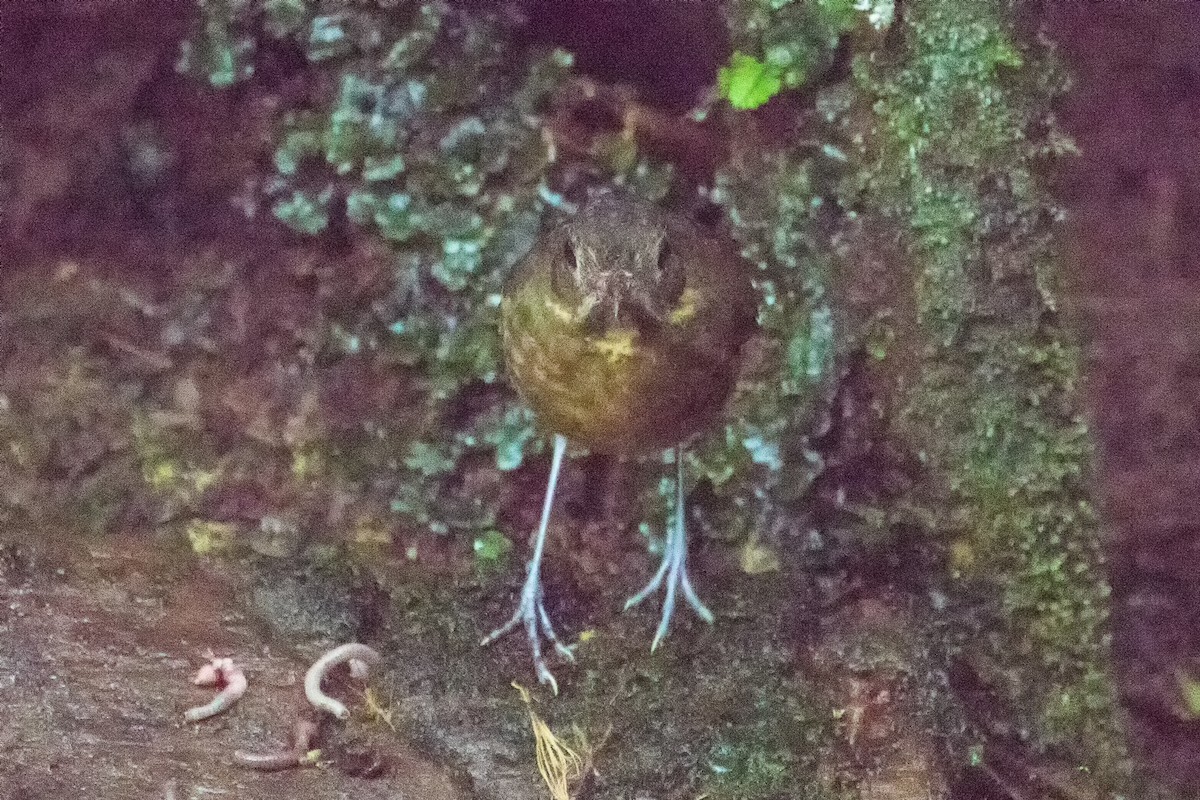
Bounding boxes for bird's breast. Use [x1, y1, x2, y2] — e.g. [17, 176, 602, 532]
[501, 288, 740, 454]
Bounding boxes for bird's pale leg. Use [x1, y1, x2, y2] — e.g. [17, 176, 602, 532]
[624, 447, 715, 650]
[480, 434, 575, 694]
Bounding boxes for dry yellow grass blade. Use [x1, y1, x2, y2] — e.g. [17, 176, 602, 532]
[513, 682, 583, 800]
[361, 685, 397, 731]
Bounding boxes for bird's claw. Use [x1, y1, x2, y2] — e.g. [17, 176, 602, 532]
[625, 550, 714, 651]
[534, 638, 577, 696]
[481, 434, 575, 693]
[625, 448, 713, 651]
[482, 582, 575, 695]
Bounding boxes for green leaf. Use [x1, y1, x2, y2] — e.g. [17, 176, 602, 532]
[308, 14, 352, 61]
[383, 12, 439, 72]
[718, 52, 784, 110]
[484, 405, 536, 471]
[324, 75, 393, 174]
[404, 440, 457, 476]
[816, 0, 864, 28]
[273, 188, 331, 235]
[433, 238, 482, 291]
[263, 0, 307, 38]
[363, 153, 406, 182]
[176, 30, 255, 88]
[472, 529, 513, 564]
[373, 193, 418, 241]
[775, 304, 833, 396]
[274, 128, 323, 176]
[345, 189, 381, 225]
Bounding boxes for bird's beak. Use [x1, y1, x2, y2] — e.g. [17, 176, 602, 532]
[581, 292, 616, 335]
[575, 294, 599, 326]
[580, 271, 662, 335]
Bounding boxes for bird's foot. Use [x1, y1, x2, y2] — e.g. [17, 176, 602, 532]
[481, 570, 576, 695]
[624, 540, 714, 652]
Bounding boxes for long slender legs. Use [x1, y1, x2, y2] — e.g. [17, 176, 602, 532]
[485, 440, 713, 691]
[480, 434, 575, 694]
[624, 446, 714, 650]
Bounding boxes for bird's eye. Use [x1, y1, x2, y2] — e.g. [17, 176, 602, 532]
[655, 238, 685, 303]
[656, 239, 673, 274]
[562, 241, 579, 274]
[550, 239, 579, 297]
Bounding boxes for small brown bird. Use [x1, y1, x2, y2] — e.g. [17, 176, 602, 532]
[482, 189, 757, 691]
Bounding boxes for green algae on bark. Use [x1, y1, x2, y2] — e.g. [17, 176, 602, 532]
[179, 0, 572, 541]
[853, 0, 1128, 785]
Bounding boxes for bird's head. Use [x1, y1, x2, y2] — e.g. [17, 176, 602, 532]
[548, 191, 688, 336]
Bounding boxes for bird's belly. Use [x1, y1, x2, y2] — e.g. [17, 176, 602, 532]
[503, 322, 735, 455]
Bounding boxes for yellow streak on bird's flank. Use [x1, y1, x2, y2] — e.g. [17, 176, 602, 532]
[592, 329, 636, 362]
[669, 287, 700, 326]
[545, 298, 576, 323]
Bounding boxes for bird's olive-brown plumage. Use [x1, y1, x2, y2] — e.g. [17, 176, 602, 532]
[501, 191, 757, 454]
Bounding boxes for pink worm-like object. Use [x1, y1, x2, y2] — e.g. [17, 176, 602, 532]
[184, 656, 248, 722]
[303, 643, 382, 720]
[233, 718, 320, 771]
[232, 749, 301, 771]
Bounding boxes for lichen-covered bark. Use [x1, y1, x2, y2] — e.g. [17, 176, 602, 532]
[854, 0, 1130, 788]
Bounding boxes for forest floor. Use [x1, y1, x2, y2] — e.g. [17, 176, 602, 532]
[0, 1, 1190, 799]
[0, 536, 469, 800]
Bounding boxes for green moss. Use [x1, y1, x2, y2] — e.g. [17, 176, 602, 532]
[854, 0, 1125, 783]
[708, 1, 887, 546]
